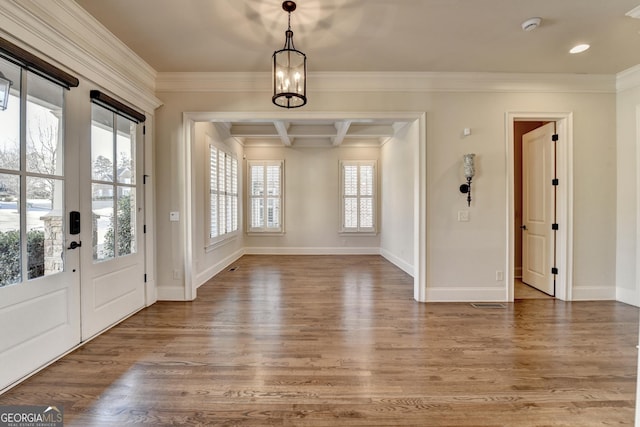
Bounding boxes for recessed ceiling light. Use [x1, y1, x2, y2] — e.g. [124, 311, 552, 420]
[626, 5, 640, 19]
[569, 44, 590, 54]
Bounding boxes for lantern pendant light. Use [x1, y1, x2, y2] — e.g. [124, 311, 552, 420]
[272, 1, 307, 108]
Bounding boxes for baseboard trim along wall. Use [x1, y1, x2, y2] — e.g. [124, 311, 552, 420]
[243, 247, 381, 255]
[616, 287, 640, 307]
[379, 248, 414, 276]
[571, 286, 616, 301]
[426, 286, 507, 302]
[195, 249, 245, 289]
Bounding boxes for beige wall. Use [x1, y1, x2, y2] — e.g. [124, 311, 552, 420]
[155, 88, 616, 301]
[616, 85, 640, 305]
[243, 144, 381, 252]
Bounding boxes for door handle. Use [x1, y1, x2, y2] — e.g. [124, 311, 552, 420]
[520, 225, 528, 230]
[67, 241, 82, 250]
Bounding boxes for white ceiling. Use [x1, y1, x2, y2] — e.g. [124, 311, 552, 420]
[73, 0, 640, 146]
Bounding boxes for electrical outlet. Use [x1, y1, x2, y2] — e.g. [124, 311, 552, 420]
[496, 270, 504, 281]
[169, 211, 179, 222]
[458, 210, 470, 222]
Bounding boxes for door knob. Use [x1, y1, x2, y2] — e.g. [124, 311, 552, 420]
[67, 241, 82, 250]
[520, 225, 527, 230]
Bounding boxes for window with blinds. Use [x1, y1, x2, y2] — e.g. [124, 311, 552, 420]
[340, 160, 376, 233]
[248, 160, 283, 233]
[208, 144, 238, 245]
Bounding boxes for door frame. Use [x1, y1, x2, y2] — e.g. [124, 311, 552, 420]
[506, 112, 573, 301]
[181, 111, 427, 302]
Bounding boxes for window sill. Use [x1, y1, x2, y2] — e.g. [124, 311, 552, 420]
[205, 234, 238, 253]
[247, 231, 285, 237]
[339, 231, 378, 237]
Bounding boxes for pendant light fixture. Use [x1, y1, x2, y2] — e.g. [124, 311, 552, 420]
[272, 1, 307, 108]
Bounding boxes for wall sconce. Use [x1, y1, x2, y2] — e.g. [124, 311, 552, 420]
[459, 153, 475, 206]
[0, 71, 12, 111]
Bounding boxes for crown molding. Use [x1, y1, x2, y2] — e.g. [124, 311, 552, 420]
[157, 71, 616, 94]
[617, 64, 640, 93]
[0, 0, 161, 112]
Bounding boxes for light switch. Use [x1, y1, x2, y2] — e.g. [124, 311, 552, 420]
[169, 211, 180, 222]
[458, 210, 470, 222]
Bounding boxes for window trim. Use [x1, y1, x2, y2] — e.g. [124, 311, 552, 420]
[247, 159, 285, 234]
[339, 160, 377, 234]
[206, 141, 239, 248]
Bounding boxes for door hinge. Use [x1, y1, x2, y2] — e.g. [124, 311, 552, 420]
[551, 267, 558, 275]
[143, 224, 147, 234]
[144, 274, 147, 283]
[552, 223, 559, 230]
[143, 174, 149, 184]
[552, 134, 559, 142]
[552, 178, 559, 186]
[143, 125, 146, 135]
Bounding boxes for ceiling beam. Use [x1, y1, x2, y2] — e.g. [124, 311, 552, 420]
[273, 121, 292, 146]
[332, 120, 352, 146]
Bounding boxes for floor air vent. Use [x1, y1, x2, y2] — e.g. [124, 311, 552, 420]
[470, 303, 506, 309]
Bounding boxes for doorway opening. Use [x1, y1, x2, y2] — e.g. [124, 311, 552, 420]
[506, 112, 574, 302]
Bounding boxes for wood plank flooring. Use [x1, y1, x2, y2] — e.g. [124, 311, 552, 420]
[0, 255, 637, 426]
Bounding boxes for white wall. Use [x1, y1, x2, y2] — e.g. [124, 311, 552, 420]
[244, 144, 381, 253]
[616, 69, 640, 307]
[380, 122, 416, 275]
[155, 86, 617, 302]
[192, 122, 244, 288]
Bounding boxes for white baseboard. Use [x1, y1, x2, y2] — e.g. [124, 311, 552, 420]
[195, 249, 245, 288]
[616, 287, 640, 307]
[379, 248, 414, 276]
[244, 247, 381, 255]
[425, 286, 507, 302]
[571, 286, 616, 301]
[157, 285, 189, 301]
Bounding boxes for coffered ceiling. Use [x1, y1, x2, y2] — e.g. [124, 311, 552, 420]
[223, 118, 399, 147]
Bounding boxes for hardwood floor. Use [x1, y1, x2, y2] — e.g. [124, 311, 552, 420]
[0, 255, 637, 426]
[514, 278, 554, 299]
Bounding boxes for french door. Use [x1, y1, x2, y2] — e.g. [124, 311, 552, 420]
[80, 101, 146, 340]
[0, 59, 81, 389]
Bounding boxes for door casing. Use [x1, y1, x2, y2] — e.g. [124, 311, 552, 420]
[506, 112, 573, 301]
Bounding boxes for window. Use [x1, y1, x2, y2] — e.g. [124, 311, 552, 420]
[208, 143, 238, 245]
[341, 160, 376, 233]
[90, 103, 139, 262]
[248, 160, 283, 233]
[0, 56, 68, 286]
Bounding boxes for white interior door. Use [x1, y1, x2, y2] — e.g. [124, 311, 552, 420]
[0, 62, 80, 389]
[522, 121, 555, 295]
[80, 103, 145, 340]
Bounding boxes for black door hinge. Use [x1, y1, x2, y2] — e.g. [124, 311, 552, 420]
[552, 178, 559, 186]
[143, 125, 146, 135]
[143, 224, 147, 234]
[552, 134, 559, 142]
[551, 267, 558, 275]
[144, 274, 147, 283]
[143, 174, 149, 184]
[552, 223, 558, 230]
